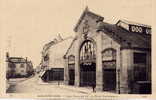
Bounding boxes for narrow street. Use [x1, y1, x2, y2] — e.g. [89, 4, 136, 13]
[6, 75, 90, 95]
[7, 75, 115, 96]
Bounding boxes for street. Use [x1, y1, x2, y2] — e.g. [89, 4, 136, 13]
[7, 75, 90, 95]
[6, 75, 115, 96]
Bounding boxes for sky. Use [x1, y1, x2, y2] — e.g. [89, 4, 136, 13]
[0, 0, 152, 67]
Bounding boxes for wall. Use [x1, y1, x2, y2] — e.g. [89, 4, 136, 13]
[15, 63, 27, 75]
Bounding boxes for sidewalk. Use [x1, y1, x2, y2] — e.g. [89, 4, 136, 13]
[58, 85, 116, 95]
[59, 85, 92, 94]
[37, 76, 115, 95]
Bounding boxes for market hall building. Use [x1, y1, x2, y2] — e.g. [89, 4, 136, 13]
[63, 8, 151, 94]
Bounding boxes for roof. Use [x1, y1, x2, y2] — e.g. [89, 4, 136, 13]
[73, 8, 151, 50]
[74, 7, 104, 32]
[117, 19, 151, 28]
[97, 22, 151, 49]
[64, 36, 77, 58]
[8, 57, 26, 63]
[48, 37, 74, 68]
[42, 34, 63, 55]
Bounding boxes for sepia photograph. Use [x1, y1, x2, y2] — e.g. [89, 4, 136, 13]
[0, 0, 154, 99]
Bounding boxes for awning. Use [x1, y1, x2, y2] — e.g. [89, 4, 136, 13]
[39, 70, 46, 77]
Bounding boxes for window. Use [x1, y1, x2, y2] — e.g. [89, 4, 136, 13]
[102, 48, 116, 68]
[44, 54, 49, 61]
[134, 66, 147, 81]
[133, 53, 147, 81]
[51, 68, 64, 81]
[134, 53, 146, 64]
[20, 63, 25, 68]
[21, 70, 24, 73]
[102, 48, 116, 61]
[68, 55, 75, 64]
[80, 40, 95, 62]
[103, 61, 116, 68]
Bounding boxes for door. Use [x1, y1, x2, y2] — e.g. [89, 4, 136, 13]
[69, 69, 75, 85]
[80, 63, 96, 86]
[103, 68, 116, 91]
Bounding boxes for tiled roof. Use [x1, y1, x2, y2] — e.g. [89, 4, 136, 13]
[97, 22, 151, 49]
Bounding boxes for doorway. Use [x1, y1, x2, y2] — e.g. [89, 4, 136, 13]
[80, 62, 96, 86]
[79, 40, 96, 87]
[103, 68, 116, 91]
[69, 69, 75, 85]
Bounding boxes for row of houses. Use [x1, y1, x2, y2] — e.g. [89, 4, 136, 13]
[6, 52, 34, 78]
[39, 8, 151, 94]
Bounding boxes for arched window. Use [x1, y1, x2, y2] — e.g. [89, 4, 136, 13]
[102, 48, 116, 61]
[80, 40, 96, 63]
[68, 55, 75, 64]
[102, 48, 116, 68]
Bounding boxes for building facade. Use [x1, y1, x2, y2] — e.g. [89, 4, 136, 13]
[64, 8, 151, 94]
[40, 35, 73, 82]
[6, 53, 34, 78]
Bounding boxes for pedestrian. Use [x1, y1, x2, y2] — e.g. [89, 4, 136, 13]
[92, 82, 96, 92]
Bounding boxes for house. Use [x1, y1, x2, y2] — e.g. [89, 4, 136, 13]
[6, 53, 34, 78]
[40, 35, 73, 82]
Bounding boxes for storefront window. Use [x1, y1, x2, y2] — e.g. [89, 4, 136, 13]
[134, 66, 147, 81]
[133, 52, 147, 81]
[134, 53, 146, 64]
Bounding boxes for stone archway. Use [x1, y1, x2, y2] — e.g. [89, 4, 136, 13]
[79, 40, 96, 86]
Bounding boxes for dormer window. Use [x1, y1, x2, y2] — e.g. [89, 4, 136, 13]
[117, 21, 129, 31]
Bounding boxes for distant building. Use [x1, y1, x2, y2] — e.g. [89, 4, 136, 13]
[6, 53, 34, 78]
[40, 35, 73, 82]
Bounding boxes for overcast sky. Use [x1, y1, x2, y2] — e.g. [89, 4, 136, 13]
[1, 0, 152, 67]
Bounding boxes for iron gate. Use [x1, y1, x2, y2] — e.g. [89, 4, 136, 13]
[80, 71, 96, 86]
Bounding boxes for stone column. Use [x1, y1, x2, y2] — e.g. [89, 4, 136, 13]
[74, 39, 80, 86]
[120, 49, 133, 93]
[64, 58, 69, 85]
[96, 33, 103, 91]
[116, 48, 121, 93]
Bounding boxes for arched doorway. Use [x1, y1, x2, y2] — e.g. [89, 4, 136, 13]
[79, 40, 96, 86]
[102, 48, 117, 91]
